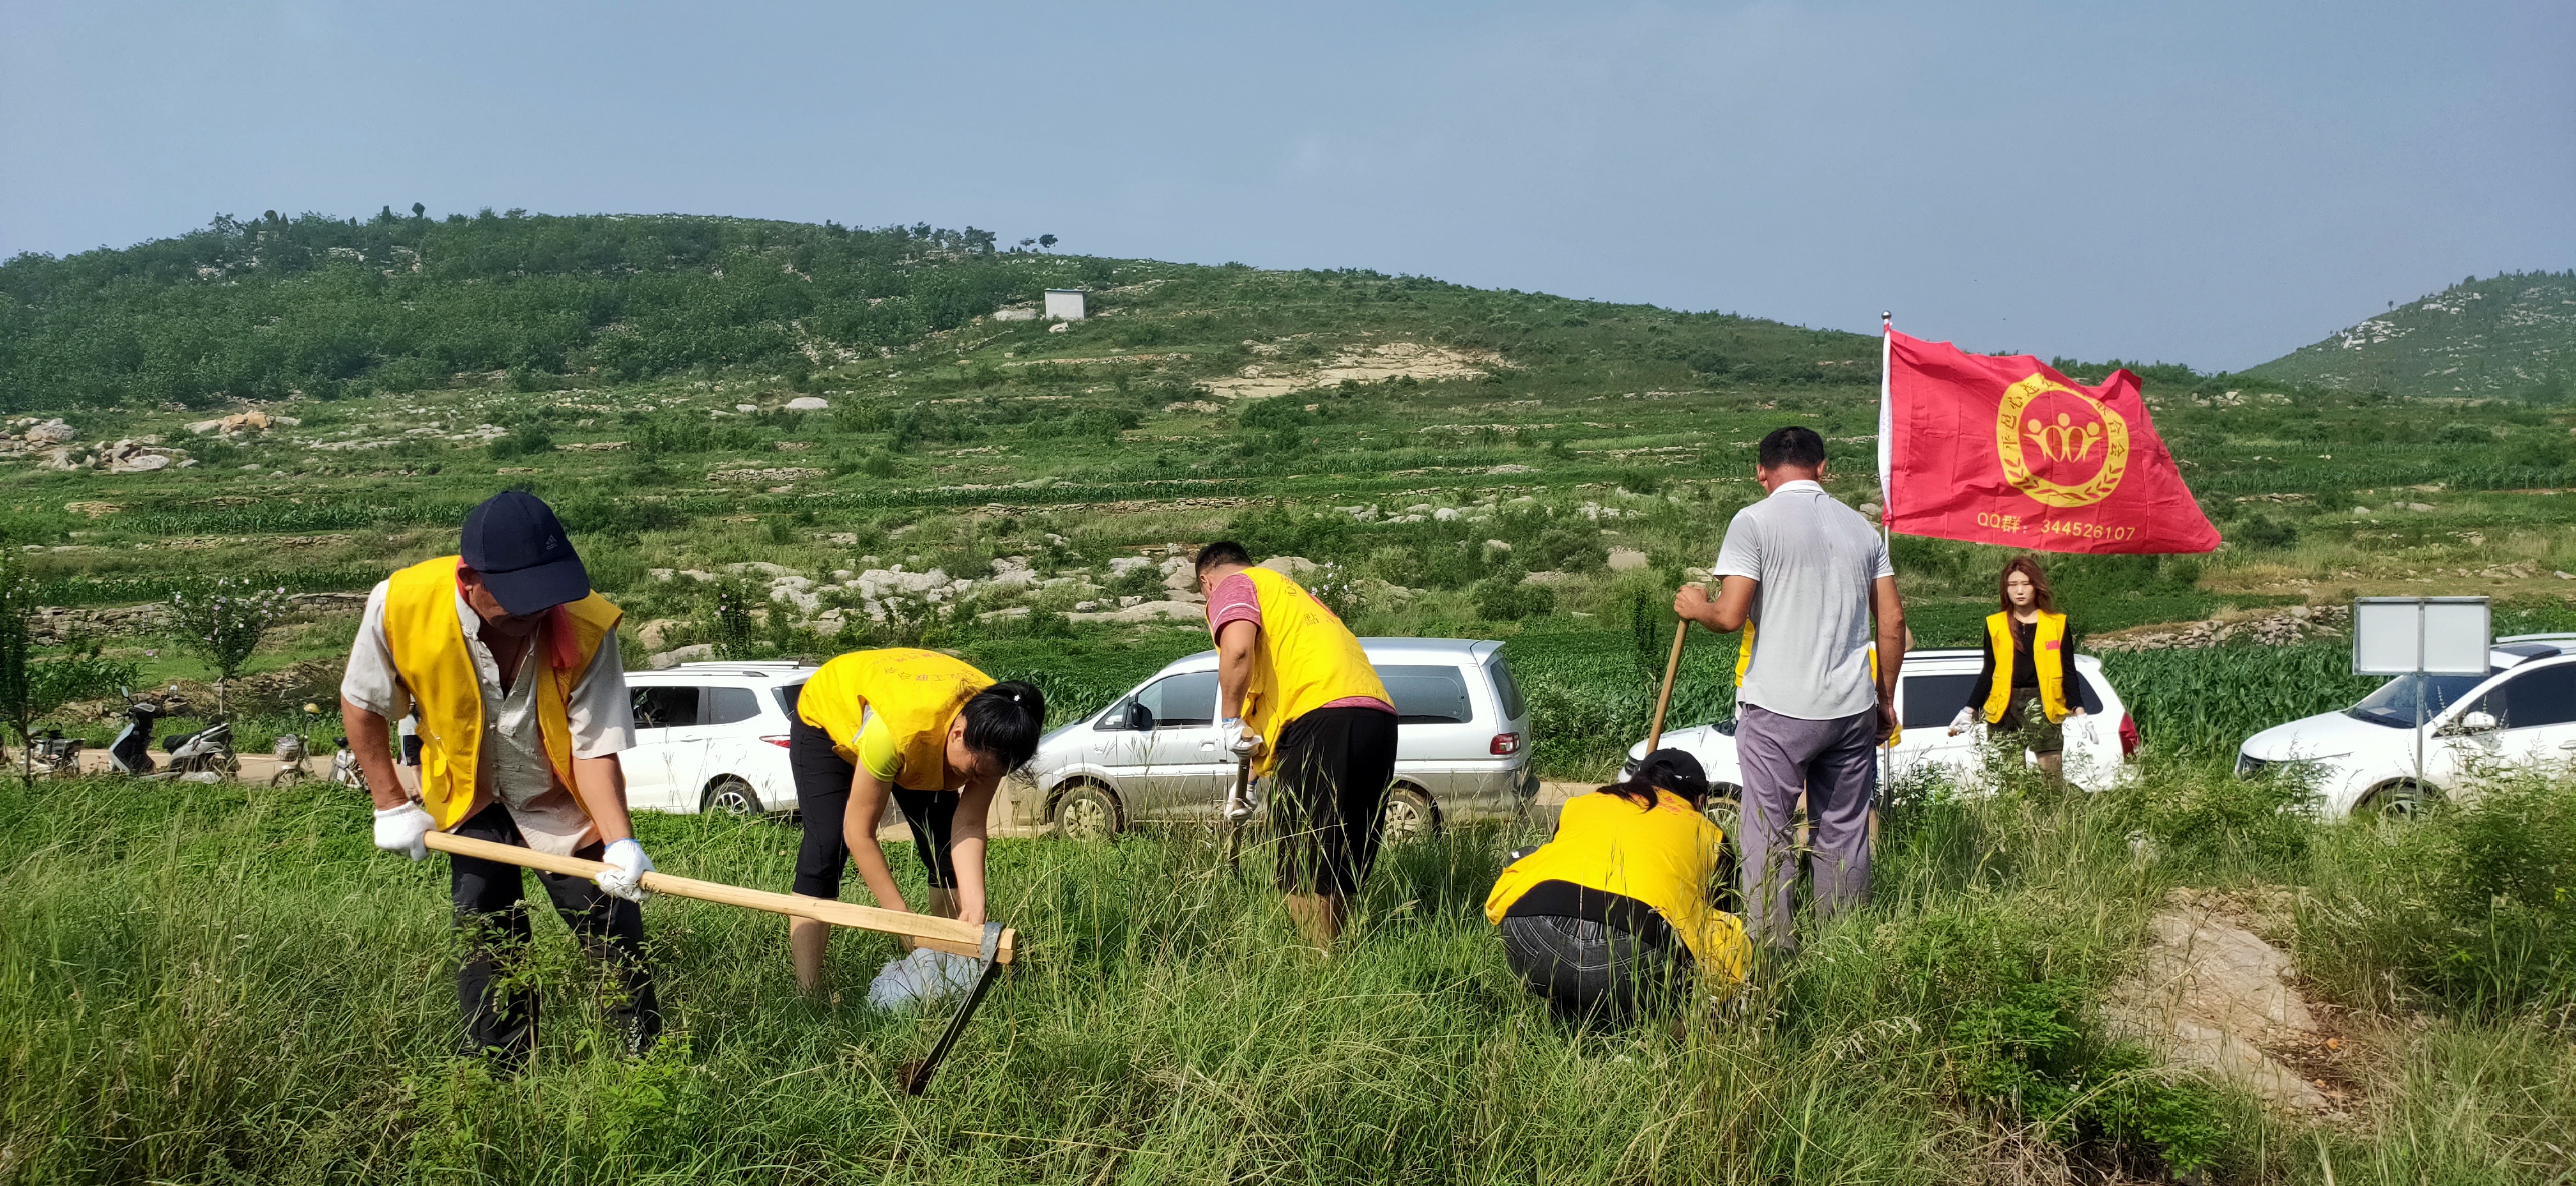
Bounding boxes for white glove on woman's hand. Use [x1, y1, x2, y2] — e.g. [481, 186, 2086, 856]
[1218, 717, 1262, 758]
[595, 838, 656, 904]
[1946, 705, 1976, 736]
[372, 803, 434, 861]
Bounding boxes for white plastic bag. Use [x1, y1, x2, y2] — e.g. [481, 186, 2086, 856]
[866, 946, 981, 1012]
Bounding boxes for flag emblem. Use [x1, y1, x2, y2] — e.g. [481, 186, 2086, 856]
[1994, 374, 2129, 508]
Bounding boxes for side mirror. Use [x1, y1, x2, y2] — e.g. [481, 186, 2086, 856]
[2460, 710, 2500, 733]
[1128, 702, 1157, 731]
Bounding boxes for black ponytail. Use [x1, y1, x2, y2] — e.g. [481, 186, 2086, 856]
[1602, 748, 1712, 811]
[960, 681, 1046, 774]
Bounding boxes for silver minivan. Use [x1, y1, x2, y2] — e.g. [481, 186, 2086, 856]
[1012, 638, 1539, 841]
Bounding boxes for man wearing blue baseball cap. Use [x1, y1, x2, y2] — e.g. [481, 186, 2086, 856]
[341, 490, 658, 1064]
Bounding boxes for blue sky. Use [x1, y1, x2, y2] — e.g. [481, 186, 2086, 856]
[4, 1, 2568, 371]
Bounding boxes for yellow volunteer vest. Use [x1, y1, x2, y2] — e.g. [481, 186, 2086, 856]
[1235, 566, 1391, 776]
[1982, 610, 2069, 724]
[1483, 789, 1749, 983]
[797, 649, 994, 790]
[1731, 622, 1898, 745]
[382, 556, 622, 830]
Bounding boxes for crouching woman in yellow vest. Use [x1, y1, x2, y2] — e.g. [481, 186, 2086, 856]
[344, 491, 660, 1063]
[788, 649, 1045, 994]
[1951, 556, 2082, 780]
[1485, 748, 1749, 1020]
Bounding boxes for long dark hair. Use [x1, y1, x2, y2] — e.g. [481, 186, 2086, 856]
[959, 681, 1046, 773]
[1998, 555, 2057, 614]
[1601, 748, 1711, 811]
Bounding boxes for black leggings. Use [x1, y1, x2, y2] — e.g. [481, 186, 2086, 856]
[789, 718, 961, 897]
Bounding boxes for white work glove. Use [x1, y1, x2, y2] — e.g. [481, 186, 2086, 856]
[1946, 705, 1975, 737]
[372, 803, 434, 861]
[1224, 776, 1262, 823]
[1218, 717, 1262, 758]
[595, 838, 656, 904]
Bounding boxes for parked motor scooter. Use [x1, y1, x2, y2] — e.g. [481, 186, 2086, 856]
[108, 693, 176, 776]
[26, 728, 82, 778]
[109, 691, 240, 780]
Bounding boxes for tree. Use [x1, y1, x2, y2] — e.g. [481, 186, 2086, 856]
[411, 202, 425, 218]
[167, 577, 291, 719]
[1038, 234, 1057, 251]
[0, 564, 33, 782]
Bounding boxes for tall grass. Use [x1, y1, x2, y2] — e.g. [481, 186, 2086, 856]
[0, 771, 2261, 1183]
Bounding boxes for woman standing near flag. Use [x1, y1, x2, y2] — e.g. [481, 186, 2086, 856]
[1951, 557, 2083, 780]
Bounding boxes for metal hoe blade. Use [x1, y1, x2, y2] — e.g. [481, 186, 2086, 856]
[900, 921, 1006, 1095]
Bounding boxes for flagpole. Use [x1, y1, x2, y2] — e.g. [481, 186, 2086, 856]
[1875, 312, 1896, 843]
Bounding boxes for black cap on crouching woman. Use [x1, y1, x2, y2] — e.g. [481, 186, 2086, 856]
[460, 490, 590, 616]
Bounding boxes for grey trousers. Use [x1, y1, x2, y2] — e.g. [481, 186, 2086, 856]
[1735, 703, 1877, 948]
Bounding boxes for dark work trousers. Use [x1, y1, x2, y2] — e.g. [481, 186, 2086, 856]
[1497, 914, 1694, 1023]
[1733, 703, 1878, 951]
[1268, 707, 1401, 898]
[449, 803, 660, 1064]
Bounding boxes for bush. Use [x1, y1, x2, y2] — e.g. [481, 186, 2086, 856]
[2300, 773, 2576, 1015]
[1469, 564, 1552, 621]
[2229, 514, 2296, 550]
[487, 422, 555, 459]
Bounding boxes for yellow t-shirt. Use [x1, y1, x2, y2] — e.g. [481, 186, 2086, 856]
[1484, 788, 1749, 983]
[854, 710, 903, 783]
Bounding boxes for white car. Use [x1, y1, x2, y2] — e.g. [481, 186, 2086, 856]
[2235, 633, 2576, 817]
[1015, 638, 1540, 841]
[620, 660, 816, 815]
[1623, 648, 2138, 796]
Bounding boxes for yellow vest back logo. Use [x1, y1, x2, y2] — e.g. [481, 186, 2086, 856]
[1994, 374, 2129, 508]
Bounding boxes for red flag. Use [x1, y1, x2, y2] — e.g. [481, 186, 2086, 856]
[1879, 327, 2217, 555]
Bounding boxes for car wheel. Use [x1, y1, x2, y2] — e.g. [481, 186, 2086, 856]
[1052, 782, 1123, 840]
[702, 776, 764, 817]
[2358, 780, 2434, 820]
[1381, 785, 1440, 844]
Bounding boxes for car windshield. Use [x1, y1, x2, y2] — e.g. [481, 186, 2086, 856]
[2347, 671, 2494, 728]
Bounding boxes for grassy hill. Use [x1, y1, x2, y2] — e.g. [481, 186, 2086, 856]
[7, 211, 2576, 774]
[2250, 270, 2576, 398]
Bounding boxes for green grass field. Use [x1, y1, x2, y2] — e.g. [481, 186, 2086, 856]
[4, 761, 2570, 1184]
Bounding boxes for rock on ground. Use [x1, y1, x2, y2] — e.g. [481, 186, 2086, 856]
[2103, 888, 2341, 1115]
[1067, 599, 1203, 625]
[649, 643, 716, 670]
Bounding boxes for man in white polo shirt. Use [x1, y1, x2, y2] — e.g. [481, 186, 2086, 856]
[1674, 426, 1905, 953]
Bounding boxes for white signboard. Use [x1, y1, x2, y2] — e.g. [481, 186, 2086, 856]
[2353, 597, 2490, 676]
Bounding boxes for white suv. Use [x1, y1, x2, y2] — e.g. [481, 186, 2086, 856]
[1015, 638, 1540, 841]
[620, 660, 816, 816]
[2236, 633, 2576, 817]
[1624, 648, 2138, 794]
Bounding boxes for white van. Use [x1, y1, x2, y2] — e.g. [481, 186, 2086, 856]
[1015, 638, 1539, 841]
[1623, 648, 2138, 794]
[2236, 633, 2576, 817]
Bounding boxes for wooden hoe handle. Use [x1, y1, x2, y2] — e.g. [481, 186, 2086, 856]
[422, 831, 1015, 964]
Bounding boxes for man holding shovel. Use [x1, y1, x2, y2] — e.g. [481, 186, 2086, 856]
[1195, 542, 1398, 948]
[1671, 427, 1905, 955]
[345, 490, 659, 1063]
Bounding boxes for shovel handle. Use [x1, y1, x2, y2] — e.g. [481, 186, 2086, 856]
[1645, 618, 1689, 752]
[421, 831, 1013, 964]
